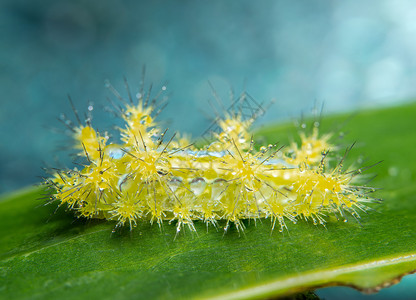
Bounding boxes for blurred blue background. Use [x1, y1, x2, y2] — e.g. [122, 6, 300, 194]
[2, 0, 416, 192]
[1, 0, 416, 298]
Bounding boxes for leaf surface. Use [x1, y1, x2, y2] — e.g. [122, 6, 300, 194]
[1, 103, 416, 299]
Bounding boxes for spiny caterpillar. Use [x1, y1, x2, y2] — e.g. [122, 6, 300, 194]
[44, 80, 377, 235]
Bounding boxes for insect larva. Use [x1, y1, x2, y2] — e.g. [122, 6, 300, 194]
[44, 81, 378, 235]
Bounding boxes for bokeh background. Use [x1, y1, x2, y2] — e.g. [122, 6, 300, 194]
[1, 1, 416, 298]
[2, 0, 416, 192]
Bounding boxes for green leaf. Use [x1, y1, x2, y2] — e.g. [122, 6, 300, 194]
[1, 102, 416, 300]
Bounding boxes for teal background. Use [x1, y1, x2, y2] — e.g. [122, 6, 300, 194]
[1, 1, 416, 298]
[2, 0, 416, 193]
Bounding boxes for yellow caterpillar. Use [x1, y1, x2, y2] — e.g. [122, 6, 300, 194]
[45, 85, 375, 235]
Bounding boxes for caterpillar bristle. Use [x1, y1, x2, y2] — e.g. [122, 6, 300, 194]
[45, 80, 379, 236]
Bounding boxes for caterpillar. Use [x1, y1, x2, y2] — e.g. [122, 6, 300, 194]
[44, 80, 377, 235]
